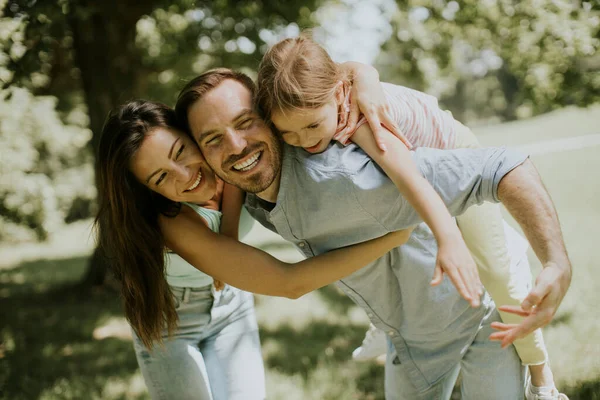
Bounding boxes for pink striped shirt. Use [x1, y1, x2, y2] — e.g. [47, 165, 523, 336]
[335, 82, 457, 150]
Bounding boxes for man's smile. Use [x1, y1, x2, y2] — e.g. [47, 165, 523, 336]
[232, 151, 262, 172]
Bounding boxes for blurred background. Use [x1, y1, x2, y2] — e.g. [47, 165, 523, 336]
[0, 0, 599, 399]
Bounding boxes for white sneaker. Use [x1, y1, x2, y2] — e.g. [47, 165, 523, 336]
[352, 324, 388, 363]
[525, 377, 569, 400]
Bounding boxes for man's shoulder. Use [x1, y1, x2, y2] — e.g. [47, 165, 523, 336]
[284, 142, 373, 175]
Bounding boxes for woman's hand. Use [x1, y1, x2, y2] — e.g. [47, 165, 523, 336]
[337, 61, 412, 151]
[213, 279, 225, 291]
[389, 226, 414, 246]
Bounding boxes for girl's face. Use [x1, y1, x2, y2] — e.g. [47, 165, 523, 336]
[270, 82, 344, 154]
[129, 126, 217, 203]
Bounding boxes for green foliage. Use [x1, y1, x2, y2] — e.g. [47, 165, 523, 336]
[2, 0, 322, 106]
[377, 0, 600, 123]
[1, 1, 73, 97]
[0, 88, 95, 242]
[2, 0, 598, 241]
[134, 0, 319, 103]
[0, 0, 322, 242]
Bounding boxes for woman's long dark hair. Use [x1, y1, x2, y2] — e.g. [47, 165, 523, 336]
[95, 100, 182, 348]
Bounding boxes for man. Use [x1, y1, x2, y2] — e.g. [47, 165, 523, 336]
[175, 69, 571, 399]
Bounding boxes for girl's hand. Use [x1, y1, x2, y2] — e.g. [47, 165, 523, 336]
[432, 233, 483, 308]
[337, 61, 412, 151]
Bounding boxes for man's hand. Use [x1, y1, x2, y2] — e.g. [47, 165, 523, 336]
[489, 262, 571, 347]
[493, 159, 572, 346]
[432, 235, 483, 308]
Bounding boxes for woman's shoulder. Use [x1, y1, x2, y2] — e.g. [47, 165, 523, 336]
[159, 204, 209, 230]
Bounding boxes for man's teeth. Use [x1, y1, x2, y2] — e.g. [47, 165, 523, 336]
[186, 171, 202, 191]
[233, 152, 261, 171]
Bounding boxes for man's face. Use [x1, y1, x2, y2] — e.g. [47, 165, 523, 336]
[187, 79, 282, 194]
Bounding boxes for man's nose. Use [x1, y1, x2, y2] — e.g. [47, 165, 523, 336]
[225, 128, 248, 153]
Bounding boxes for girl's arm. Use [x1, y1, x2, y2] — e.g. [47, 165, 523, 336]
[351, 125, 482, 307]
[338, 61, 412, 150]
[220, 183, 245, 239]
[159, 206, 412, 299]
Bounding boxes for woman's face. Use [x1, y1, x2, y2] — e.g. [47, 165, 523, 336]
[129, 126, 217, 203]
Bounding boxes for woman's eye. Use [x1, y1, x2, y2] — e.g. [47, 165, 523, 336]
[175, 145, 185, 159]
[156, 172, 167, 186]
[307, 123, 320, 129]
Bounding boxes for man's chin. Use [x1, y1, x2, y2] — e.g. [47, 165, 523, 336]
[237, 175, 274, 194]
[219, 169, 273, 194]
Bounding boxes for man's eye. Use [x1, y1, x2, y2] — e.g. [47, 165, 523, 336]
[175, 145, 185, 159]
[239, 119, 253, 129]
[156, 172, 167, 186]
[206, 136, 222, 145]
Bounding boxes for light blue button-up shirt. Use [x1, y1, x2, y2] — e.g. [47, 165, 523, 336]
[245, 143, 529, 391]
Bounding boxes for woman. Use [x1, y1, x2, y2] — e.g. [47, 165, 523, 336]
[95, 99, 411, 399]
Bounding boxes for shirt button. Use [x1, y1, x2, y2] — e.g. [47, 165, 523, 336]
[388, 331, 395, 336]
[298, 242, 305, 248]
[367, 313, 373, 318]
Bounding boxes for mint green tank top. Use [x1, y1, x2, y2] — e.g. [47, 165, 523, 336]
[164, 203, 222, 288]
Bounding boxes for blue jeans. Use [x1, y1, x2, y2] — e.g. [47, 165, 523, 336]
[384, 305, 526, 399]
[132, 284, 265, 400]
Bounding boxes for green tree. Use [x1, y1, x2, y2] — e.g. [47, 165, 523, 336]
[2, 0, 320, 285]
[0, 88, 93, 242]
[376, 0, 600, 123]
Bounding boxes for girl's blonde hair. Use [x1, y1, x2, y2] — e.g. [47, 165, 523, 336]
[256, 35, 347, 119]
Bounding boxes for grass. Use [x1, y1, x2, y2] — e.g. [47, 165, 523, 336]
[0, 257, 144, 400]
[1, 106, 599, 399]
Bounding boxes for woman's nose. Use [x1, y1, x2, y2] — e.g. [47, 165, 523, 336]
[174, 163, 194, 183]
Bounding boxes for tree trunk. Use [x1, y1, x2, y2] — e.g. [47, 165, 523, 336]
[68, 0, 155, 287]
[497, 65, 520, 121]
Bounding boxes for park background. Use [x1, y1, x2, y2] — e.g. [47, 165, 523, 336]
[1, 0, 599, 398]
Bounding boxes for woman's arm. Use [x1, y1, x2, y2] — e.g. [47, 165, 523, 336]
[214, 183, 245, 290]
[220, 183, 245, 239]
[159, 206, 412, 299]
[351, 125, 482, 307]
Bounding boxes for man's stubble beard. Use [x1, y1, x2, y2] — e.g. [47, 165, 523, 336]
[212, 135, 283, 194]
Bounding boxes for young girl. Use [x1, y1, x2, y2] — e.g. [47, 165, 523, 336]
[96, 100, 413, 400]
[255, 36, 566, 400]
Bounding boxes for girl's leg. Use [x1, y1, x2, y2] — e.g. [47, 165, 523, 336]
[132, 286, 214, 400]
[201, 287, 266, 400]
[453, 120, 549, 366]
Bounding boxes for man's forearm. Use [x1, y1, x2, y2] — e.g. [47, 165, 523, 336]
[498, 159, 571, 276]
